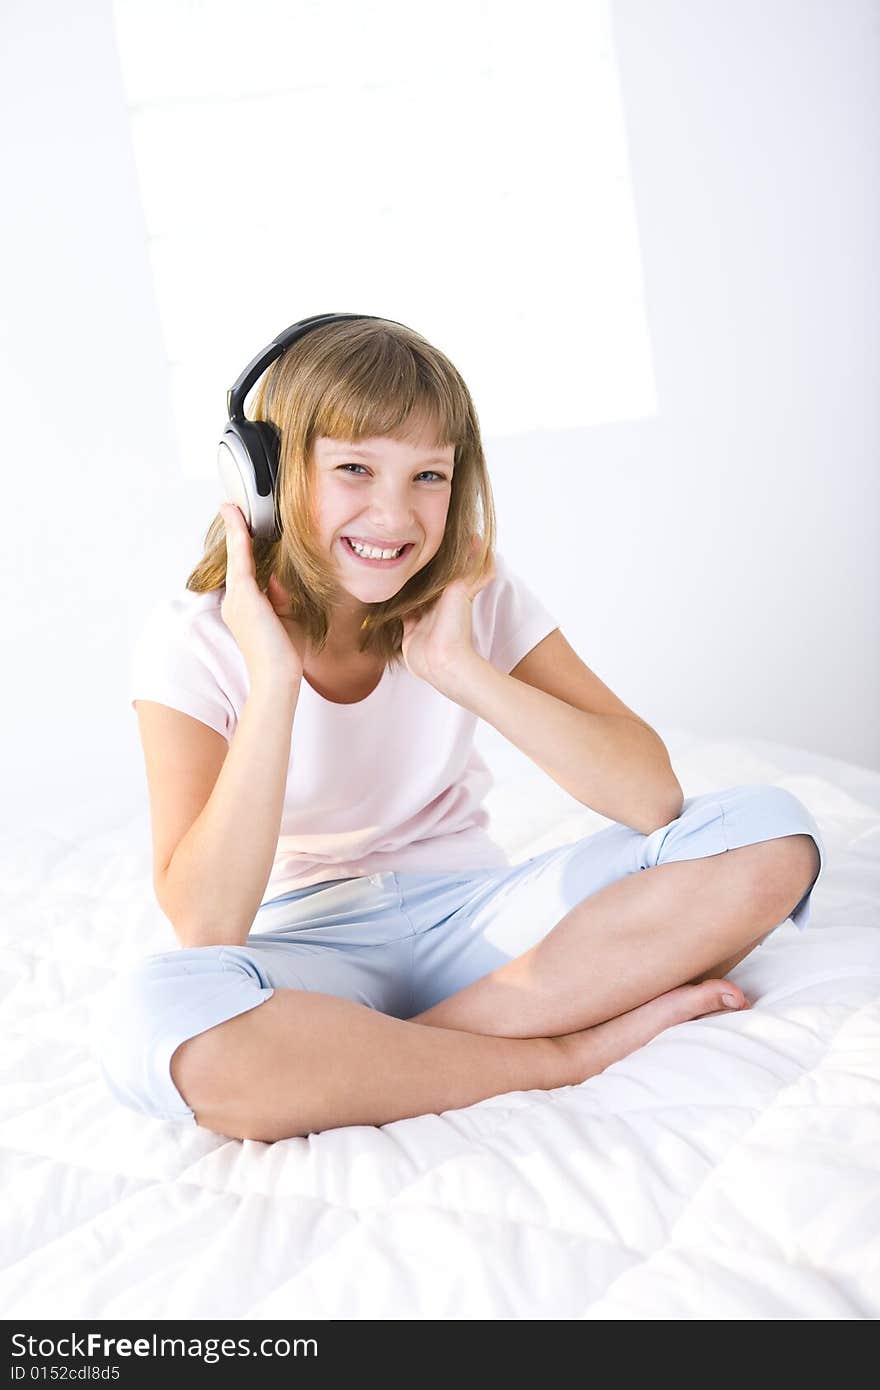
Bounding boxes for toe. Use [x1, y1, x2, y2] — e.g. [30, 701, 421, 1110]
[709, 979, 750, 1010]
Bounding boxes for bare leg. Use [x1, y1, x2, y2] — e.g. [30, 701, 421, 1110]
[408, 835, 820, 1038]
[169, 977, 751, 1143]
[684, 931, 774, 984]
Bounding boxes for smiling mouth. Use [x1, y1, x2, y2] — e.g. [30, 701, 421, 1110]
[341, 537, 415, 567]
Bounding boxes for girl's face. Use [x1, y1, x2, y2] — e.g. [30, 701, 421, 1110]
[312, 420, 456, 617]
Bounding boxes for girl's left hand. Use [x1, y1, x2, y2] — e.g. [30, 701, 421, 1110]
[401, 537, 496, 691]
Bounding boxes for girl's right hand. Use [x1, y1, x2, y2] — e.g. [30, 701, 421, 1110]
[218, 503, 308, 685]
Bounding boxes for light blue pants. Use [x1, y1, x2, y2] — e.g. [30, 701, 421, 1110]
[91, 783, 825, 1128]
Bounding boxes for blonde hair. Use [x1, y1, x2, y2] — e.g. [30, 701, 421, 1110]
[186, 317, 497, 669]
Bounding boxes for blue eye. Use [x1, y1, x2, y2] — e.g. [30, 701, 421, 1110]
[337, 464, 447, 482]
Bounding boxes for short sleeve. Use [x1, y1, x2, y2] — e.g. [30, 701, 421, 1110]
[474, 552, 560, 674]
[129, 598, 234, 740]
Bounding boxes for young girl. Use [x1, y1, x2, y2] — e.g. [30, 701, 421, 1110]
[93, 316, 825, 1143]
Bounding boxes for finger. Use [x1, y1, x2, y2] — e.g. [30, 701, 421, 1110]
[266, 573, 291, 609]
[219, 505, 240, 568]
[468, 536, 490, 570]
[220, 504, 255, 578]
[219, 503, 239, 541]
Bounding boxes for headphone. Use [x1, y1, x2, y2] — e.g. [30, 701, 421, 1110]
[217, 311, 411, 541]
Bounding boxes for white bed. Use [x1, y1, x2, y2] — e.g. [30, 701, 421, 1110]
[2, 720, 878, 1320]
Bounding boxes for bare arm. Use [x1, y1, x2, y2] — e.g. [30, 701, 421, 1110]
[156, 502, 308, 948]
[158, 674, 300, 948]
[441, 652, 683, 835]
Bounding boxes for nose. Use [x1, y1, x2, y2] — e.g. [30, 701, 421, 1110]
[361, 480, 420, 537]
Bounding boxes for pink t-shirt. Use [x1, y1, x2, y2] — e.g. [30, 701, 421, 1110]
[129, 551, 559, 900]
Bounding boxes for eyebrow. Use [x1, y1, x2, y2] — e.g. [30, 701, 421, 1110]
[327, 444, 454, 466]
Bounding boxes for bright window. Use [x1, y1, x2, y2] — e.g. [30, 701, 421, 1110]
[111, 0, 656, 479]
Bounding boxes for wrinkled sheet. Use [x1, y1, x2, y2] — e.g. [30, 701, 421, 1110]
[1, 722, 878, 1319]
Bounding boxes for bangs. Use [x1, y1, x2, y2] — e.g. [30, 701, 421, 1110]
[306, 329, 468, 451]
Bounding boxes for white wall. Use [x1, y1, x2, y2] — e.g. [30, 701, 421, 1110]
[1, 0, 877, 835]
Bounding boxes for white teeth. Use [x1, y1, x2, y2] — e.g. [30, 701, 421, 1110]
[347, 539, 405, 560]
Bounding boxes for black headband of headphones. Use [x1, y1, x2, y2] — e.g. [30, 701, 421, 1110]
[225, 311, 410, 423]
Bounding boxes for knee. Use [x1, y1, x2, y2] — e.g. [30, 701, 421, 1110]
[728, 784, 823, 882]
[733, 782, 814, 827]
[167, 1015, 241, 1130]
[718, 785, 823, 922]
[90, 947, 230, 1125]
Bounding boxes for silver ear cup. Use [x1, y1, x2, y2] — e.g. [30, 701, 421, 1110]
[217, 429, 280, 540]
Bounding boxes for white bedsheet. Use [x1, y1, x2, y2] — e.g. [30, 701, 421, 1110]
[1, 722, 878, 1319]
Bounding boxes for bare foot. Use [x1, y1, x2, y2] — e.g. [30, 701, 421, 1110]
[550, 977, 752, 1086]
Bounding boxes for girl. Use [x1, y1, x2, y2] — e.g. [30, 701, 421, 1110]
[93, 317, 824, 1142]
